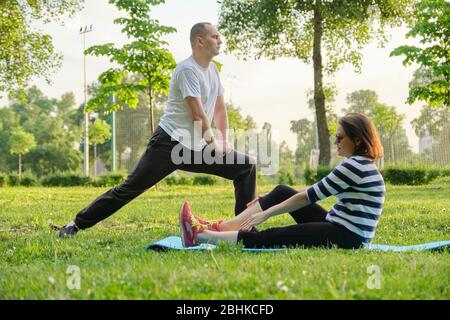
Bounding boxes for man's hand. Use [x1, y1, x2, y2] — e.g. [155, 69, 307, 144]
[210, 139, 233, 157]
[217, 139, 233, 154]
[239, 211, 271, 231]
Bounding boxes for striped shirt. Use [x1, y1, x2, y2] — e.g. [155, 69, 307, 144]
[306, 156, 385, 243]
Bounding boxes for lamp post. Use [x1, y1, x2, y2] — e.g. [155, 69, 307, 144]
[226, 74, 237, 105]
[80, 25, 93, 176]
[110, 93, 116, 173]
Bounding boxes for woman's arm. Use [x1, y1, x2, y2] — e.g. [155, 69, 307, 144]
[265, 190, 310, 218]
[240, 189, 310, 229]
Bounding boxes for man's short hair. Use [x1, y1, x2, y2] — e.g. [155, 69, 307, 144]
[190, 22, 212, 48]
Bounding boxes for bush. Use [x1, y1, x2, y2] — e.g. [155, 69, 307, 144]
[381, 166, 442, 185]
[193, 175, 218, 185]
[91, 172, 126, 187]
[277, 170, 295, 186]
[304, 166, 333, 185]
[440, 168, 450, 177]
[7, 173, 20, 186]
[0, 172, 8, 187]
[19, 172, 38, 187]
[162, 173, 193, 186]
[42, 172, 92, 187]
[6, 172, 38, 186]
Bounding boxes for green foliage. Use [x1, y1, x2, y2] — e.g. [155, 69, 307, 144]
[9, 127, 36, 156]
[193, 175, 218, 186]
[409, 71, 450, 165]
[390, 0, 450, 108]
[219, 0, 414, 72]
[277, 169, 295, 186]
[18, 172, 38, 187]
[85, 0, 176, 113]
[7, 172, 38, 187]
[381, 166, 443, 185]
[304, 165, 333, 185]
[0, 1, 84, 96]
[41, 173, 92, 187]
[0, 87, 83, 176]
[226, 102, 257, 132]
[0, 172, 8, 187]
[89, 119, 111, 146]
[91, 172, 127, 187]
[219, 0, 415, 165]
[162, 173, 193, 186]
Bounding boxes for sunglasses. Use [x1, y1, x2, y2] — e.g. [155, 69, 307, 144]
[335, 134, 345, 143]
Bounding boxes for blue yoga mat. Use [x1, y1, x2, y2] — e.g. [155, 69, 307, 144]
[146, 236, 450, 252]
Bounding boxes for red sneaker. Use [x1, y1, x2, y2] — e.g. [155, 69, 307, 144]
[179, 201, 204, 247]
[191, 214, 223, 232]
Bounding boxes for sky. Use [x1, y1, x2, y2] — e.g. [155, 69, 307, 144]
[1, 0, 425, 151]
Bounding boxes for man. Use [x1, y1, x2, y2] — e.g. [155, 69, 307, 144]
[56, 22, 256, 237]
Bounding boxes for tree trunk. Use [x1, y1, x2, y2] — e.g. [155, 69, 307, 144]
[94, 144, 97, 177]
[313, 3, 331, 166]
[390, 138, 395, 164]
[148, 84, 155, 136]
[18, 154, 22, 182]
[148, 82, 158, 190]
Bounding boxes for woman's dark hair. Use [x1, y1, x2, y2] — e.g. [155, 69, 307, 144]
[339, 113, 384, 160]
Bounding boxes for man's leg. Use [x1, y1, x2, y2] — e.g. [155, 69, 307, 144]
[179, 149, 256, 215]
[74, 127, 178, 230]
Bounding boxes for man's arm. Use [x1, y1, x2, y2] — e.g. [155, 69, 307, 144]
[184, 96, 215, 143]
[213, 95, 228, 142]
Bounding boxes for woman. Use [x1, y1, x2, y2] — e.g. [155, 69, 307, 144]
[180, 113, 385, 249]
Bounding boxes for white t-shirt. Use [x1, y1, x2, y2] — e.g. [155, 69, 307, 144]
[158, 56, 224, 151]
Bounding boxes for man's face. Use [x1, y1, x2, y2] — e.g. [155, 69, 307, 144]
[199, 25, 222, 57]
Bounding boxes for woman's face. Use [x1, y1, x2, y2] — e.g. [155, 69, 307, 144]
[335, 126, 356, 158]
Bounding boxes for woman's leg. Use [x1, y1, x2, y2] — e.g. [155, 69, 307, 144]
[219, 201, 263, 231]
[197, 229, 239, 245]
[237, 222, 363, 249]
[218, 184, 328, 232]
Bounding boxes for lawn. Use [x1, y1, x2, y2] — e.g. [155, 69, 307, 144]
[0, 177, 449, 299]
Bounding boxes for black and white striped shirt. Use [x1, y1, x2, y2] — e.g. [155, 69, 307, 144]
[306, 156, 385, 243]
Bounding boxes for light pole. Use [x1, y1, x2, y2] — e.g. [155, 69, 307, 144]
[80, 25, 93, 176]
[110, 93, 116, 173]
[226, 74, 237, 105]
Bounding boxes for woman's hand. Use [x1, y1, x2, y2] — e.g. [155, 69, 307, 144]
[246, 193, 267, 208]
[239, 211, 271, 231]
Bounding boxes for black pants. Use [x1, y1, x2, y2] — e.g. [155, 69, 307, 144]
[237, 185, 363, 249]
[75, 126, 256, 229]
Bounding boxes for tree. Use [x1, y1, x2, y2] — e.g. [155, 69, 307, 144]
[89, 119, 112, 177]
[411, 102, 450, 139]
[226, 102, 257, 132]
[218, 0, 415, 165]
[410, 67, 450, 164]
[0, 1, 84, 97]
[1, 86, 83, 176]
[278, 140, 296, 184]
[343, 90, 379, 114]
[370, 103, 406, 163]
[85, 0, 176, 136]
[391, 0, 449, 108]
[9, 128, 36, 179]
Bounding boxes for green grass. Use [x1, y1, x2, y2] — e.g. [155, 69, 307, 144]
[0, 177, 449, 300]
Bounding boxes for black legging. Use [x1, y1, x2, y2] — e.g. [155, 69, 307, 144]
[237, 185, 363, 249]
